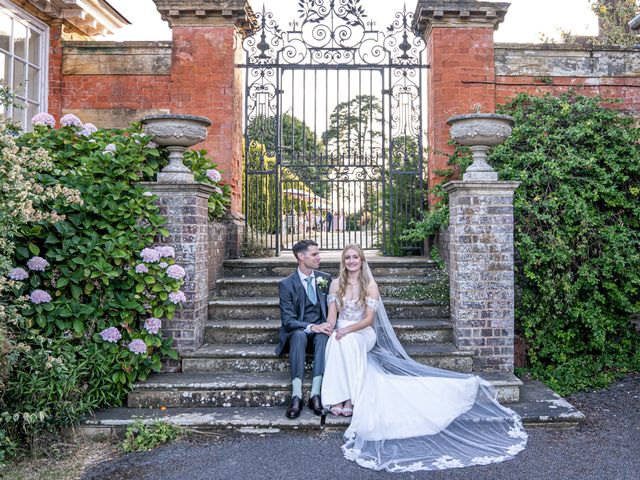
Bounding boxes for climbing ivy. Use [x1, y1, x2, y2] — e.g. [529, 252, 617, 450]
[405, 92, 640, 394]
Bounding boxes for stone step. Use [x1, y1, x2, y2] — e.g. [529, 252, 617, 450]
[127, 371, 522, 409]
[223, 257, 440, 278]
[181, 343, 473, 374]
[203, 318, 453, 345]
[208, 297, 449, 321]
[214, 276, 448, 298]
[81, 381, 585, 438]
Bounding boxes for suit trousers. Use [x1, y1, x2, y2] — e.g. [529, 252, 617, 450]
[288, 330, 329, 381]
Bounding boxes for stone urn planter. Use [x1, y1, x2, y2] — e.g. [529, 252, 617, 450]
[446, 113, 515, 182]
[141, 114, 212, 183]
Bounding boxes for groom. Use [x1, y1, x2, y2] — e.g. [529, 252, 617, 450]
[277, 239, 333, 419]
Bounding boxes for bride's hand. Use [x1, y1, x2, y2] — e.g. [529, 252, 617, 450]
[335, 326, 351, 341]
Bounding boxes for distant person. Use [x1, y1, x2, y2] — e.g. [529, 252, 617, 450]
[325, 210, 333, 231]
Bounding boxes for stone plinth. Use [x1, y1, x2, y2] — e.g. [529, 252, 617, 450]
[443, 180, 520, 371]
[140, 182, 218, 369]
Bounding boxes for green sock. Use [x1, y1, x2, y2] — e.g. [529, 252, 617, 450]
[292, 377, 303, 398]
[311, 375, 323, 397]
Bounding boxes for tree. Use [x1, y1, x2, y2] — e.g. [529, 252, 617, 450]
[592, 0, 639, 46]
[247, 113, 328, 196]
[322, 95, 383, 161]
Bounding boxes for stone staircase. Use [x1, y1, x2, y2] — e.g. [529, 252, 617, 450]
[81, 254, 589, 436]
[127, 255, 522, 411]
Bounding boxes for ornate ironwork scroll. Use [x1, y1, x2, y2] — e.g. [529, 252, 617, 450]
[241, 0, 428, 254]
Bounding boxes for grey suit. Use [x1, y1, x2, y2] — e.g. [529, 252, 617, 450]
[277, 270, 331, 381]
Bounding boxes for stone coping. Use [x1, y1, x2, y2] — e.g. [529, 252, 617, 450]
[446, 113, 515, 125]
[141, 113, 212, 126]
[495, 42, 640, 53]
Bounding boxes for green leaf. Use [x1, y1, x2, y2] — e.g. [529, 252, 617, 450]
[28, 243, 40, 255]
[71, 285, 82, 299]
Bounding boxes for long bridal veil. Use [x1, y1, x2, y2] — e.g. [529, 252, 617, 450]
[340, 262, 528, 472]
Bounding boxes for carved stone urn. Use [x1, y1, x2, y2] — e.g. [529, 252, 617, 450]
[446, 113, 515, 182]
[141, 114, 212, 183]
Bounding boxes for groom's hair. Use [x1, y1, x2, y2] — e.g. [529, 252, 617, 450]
[292, 239, 318, 261]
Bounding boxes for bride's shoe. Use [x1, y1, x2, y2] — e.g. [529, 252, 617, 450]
[341, 406, 353, 417]
[330, 405, 343, 416]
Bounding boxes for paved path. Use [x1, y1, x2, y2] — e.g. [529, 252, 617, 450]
[83, 374, 640, 480]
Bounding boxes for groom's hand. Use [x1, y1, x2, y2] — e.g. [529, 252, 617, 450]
[311, 322, 333, 335]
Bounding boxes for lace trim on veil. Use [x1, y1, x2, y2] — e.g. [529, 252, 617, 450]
[335, 260, 528, 472]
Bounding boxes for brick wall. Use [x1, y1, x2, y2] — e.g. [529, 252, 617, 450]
[48, 20, 63, 120]
[61, 42, 172, 128]
[169, 26, 244, 213]
[426, 27, 496, 195]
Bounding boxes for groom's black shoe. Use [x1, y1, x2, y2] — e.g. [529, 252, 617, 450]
[286, 396, 303, 419]
[308, 395, 323, 415]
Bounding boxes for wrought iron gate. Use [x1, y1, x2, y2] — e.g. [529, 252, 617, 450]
[242, 0, 427, 255]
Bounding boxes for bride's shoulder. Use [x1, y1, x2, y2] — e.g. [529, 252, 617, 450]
[329, 278, 340, 292]
[366, 280, 380, 298]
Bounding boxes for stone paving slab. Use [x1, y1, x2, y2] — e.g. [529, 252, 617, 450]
[80, 380, 584, 439]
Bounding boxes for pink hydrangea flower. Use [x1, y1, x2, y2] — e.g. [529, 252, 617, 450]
[135, 263, 149, 274]
[168, 290, 187, 304]
[31, 112, 56, 127]
[166, 264, 186, 280]
[30, 289, 52, 304]
[103, 143, 117, 155]
[8, 267, 29, 280]
[100, 326, 121, 343]
[159, 262, 168, 269]
[27, 256, 49, 271]
[60, 113, 83, 128]
[144, 317, 162, 335]
[143, 191, 154, 197]
[147, 141, 158, 149]
[155, 246, 175, 258]
[140, 248, 160, 263]
[206, 169, 222, 182]
[128, 339, 148, 355]
[213, 186, 222, 195]
[79, 123, 98, 137]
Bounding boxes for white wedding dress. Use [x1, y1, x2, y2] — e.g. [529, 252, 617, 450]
[321, 291, 528, 472]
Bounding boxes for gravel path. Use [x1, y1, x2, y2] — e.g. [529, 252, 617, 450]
[83, 374, 640, 480]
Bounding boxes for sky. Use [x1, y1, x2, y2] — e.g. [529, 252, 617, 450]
[105, 0, 599, 43]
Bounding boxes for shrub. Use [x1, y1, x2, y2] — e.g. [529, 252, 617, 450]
[0, 114, 230, 463]
[403, 92, 640, 394]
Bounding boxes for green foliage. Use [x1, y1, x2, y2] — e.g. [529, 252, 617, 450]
[0, 117, 229, 463]
[247, 114, 328, 196]
[184, 149, 231, 220]
[591, 0, 639, 46]
[390, 277, 449, 304]
[491, 92, 640, 394]
[121, 419, 183, 453]
[400, 92, 640, 394]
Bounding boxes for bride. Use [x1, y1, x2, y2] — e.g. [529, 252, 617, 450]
[321, 244, 528, 472]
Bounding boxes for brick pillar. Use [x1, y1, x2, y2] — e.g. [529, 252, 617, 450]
[140, 182, 217, 368]
[152, 0, 254, 214]
[442, 181, 519, 371]
[48, 19, 63, 119]
[413, 1, 510, 202]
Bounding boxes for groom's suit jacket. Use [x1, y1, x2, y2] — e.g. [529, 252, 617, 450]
[276, 270, 332, 356]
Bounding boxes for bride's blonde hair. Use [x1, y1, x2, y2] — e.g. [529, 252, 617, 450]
[337, 243, 371, 307]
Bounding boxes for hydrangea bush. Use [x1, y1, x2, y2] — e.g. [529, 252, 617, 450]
[0, 112, 231, 463]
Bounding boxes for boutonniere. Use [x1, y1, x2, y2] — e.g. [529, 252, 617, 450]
[316, 277, 329, 291]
